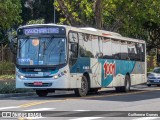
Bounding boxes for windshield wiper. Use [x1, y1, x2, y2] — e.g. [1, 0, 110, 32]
[19, 36, 30, 50]
[45, 36, 54, 50]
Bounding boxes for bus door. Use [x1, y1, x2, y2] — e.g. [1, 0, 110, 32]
[68, 32, 78, 71]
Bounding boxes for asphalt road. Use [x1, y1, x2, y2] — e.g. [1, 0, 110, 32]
[0, 85, 160, 120]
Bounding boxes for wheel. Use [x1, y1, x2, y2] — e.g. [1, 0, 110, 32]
[75, 76, 89, 97]
[36, 90, 48, 97]
[157, 84, 160, 87]
[147, 84, 151, 87]
[123, 75, 131, 92]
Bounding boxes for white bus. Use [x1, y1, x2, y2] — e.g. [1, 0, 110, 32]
[12, 24, 146, 97]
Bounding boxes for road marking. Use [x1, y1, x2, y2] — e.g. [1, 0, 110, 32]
[18, 117, 46, 120]
[19, 100, 65, 107]
[0, 106, 20, 110]
[18, 88, 160, 108]
[70, 117, 103, 120]
[132, 117, 160, 120]
[74, 110, 91, 111]
[24, 108, 56, 111]
[20, 101, 49, 107]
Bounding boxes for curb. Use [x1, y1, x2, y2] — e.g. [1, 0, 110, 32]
[0, 92, 36, 98]
[0, 91, 72, 98]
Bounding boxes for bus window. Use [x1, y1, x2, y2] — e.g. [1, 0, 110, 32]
[136, 43, 145, 61]
[91, 35, 100, 58]
[128, 42, 137, 60]
[120, 41, 128, 60]
[112, 40, 121, 59]
[102, 38, 112, 59]
[78, 33, 93, 58]
[69, 32, 78, 42]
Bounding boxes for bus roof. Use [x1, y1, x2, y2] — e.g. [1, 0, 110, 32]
[19, 24, 145, 44]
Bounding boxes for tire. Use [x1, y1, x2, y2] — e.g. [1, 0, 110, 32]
[36, 90, 48, 97]
[147, 84, 151, 87]
[157, 84, 160, 87]
[123, 75, 131, 92]
[75, 76, 89, 97]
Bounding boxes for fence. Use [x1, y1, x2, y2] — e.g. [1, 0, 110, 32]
[0, 45, 15, 75]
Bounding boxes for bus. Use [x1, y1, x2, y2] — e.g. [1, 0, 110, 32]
[11, 24, 146, 97]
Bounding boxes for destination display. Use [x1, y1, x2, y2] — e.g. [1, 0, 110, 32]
[18, 27, 66, 35]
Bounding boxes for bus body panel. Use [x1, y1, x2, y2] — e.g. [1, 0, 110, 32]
[16, 65, 81, 89]
[70, 57, 146, 88]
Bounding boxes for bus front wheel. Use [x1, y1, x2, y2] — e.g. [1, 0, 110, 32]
[36, 90, 48, 97]
[75, 76, 89, 97]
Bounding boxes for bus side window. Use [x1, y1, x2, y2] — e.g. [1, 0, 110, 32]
[112, 39, 121, 59]
[78, 33, 94, 58]
[120, 41, 128, 60]
[136, 43, 145, 61]
[69, 32, 78, 43]
[102, 38, 112, 59]
[127, 42, 137, 60]
[91, 35, 99, 58]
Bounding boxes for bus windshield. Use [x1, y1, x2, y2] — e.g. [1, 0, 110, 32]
[17, 37, 67, 66]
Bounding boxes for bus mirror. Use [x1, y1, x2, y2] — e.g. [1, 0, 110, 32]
[9, 36, 17, 55]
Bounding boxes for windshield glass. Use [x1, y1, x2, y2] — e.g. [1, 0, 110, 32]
[17, 37, 66, 66]
[153, 69, 160, 73]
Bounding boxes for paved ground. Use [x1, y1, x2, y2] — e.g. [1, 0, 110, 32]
[0, 85, 160, 120]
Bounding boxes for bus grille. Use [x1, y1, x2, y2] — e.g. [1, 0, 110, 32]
[24, 83, 52, 87]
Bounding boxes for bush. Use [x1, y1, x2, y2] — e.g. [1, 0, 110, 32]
[0, 80, 33, 94]
[0, 61, 15, 75]
[0, 74, 15, 80]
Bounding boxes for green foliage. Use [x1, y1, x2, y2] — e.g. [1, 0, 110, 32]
[0, 75, 15, 80]
[0, 80, 33, 94]
[147, 68, 153, 72]
[27, 19, 45, 25]
[0, 0, 22, 29]
[55, 0, 160, 51]
[55, 0, 94, 26]
[0, 61, 15, 71]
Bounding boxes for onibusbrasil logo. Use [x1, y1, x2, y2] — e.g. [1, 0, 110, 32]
[103, 60, 116, 78]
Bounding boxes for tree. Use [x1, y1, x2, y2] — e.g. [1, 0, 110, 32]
[27, 19, 45, 24]
[0, 0, 21, 44]
[55, 0, 94, 26]
[55, 0, 160, 51]
[21, 0, 55, 24]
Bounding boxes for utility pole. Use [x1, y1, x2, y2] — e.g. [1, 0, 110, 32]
[54, 0, 56, 23]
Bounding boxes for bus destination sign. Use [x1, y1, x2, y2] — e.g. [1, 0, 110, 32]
[17, 27, 66, 35]
[24, 28, 60, 35]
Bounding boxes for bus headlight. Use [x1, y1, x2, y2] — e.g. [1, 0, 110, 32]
[53, 71, 66, 79]
[18, 75, 25, 79]
[53, 75, 59, 79]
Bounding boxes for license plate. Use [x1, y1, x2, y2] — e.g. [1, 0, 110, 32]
[34, 82, 43, 86]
